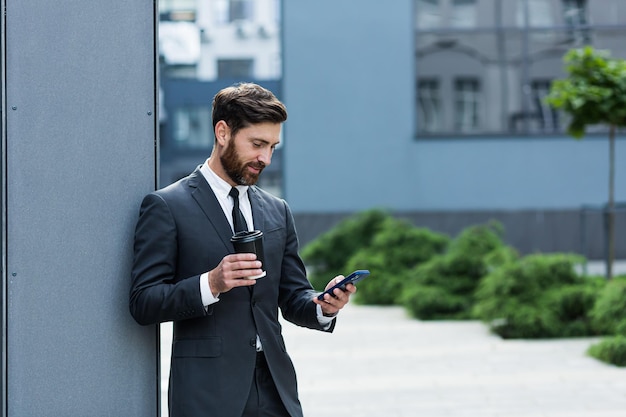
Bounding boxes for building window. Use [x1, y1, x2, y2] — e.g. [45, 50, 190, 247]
[159, 0, 197, 21]
[213, 0, 254, 24]
[563, 0, 590, 44]
[217, 59, 254, 79]
[517, 0, 555, 27]
[417, 79, 442, 133]
[415, 0, 626, 137]
[450, 0, 477, 28]
[416, 0, 476, 29]
[172, 106, 212, 149]
[563, 0, 587, 26]
[229, 0, 254, 22]
[531, 80, 559, 132]
[416, 0, 441, 29]
[454, 78, 480, 132]
[160, 0, 197, 14]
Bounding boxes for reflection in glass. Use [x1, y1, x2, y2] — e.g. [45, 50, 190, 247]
[454, 78, 480, 132]
[563, 0, 587, 27]
[414, 0, 626, 136]
[217, 59, 254, 79]
[562, 0, 590, 45]
[229, 0, 254, 22]
[417, 79, 442, 133]
[173, 107, 212, 149]
[530, 80, 559, 132]
[416, 0, 441, 30]
[451, 0, 476, 28]
[516, 0, 554, 27]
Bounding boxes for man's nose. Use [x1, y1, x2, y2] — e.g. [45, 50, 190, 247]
[258, 148, 272, 165]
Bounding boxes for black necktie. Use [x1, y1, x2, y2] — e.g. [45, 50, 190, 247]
[229, 187, 249, 233]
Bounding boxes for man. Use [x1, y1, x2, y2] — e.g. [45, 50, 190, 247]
[130, 82, 355, 417]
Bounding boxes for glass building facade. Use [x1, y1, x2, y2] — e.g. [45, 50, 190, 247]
[415, 0, 626, 136]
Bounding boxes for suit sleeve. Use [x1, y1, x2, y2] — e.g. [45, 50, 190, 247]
[129, 193, 206, 325]
[277, 200, 336, 332]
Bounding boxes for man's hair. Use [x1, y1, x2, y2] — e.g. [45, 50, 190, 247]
[212, 82, 288, 140]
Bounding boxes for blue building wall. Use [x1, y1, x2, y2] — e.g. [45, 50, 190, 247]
[283, 0, 415, 212]
[407, 137, 624, 211]
[282, 0, 626, 257]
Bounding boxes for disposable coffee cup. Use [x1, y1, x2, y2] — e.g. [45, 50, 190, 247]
[231, 230, 266, 279]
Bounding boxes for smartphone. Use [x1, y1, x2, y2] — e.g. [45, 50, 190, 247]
[316, 270, 370, 301]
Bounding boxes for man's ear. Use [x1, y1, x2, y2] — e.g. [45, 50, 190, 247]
[214, 120, 230, 146]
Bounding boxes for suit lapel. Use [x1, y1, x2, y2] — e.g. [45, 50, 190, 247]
[187, 168, 234, 251]
[248, 186, 265, 232]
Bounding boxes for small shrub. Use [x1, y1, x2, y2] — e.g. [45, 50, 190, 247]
[490, 303, 562, 339]
[473, 253, 593, 338]
[401, 285, 470, 320]
[484, 246, 520, 270]
[590, 277, 626, 336]
[301, 209, 390, 290]
[544, 278, 606, 337]
[345, 218, 449, 305]
[447, 220, 505, 258]
[402, 222, 510, 319]
[473, 262, 526, 318]
[411, 253, 487, 295]
[588, 336, 626, 367]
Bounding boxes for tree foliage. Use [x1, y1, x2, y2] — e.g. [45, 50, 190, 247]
[545, 46, 626, 137]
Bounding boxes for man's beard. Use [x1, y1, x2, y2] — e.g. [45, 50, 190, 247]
[220, 142, 265, 186]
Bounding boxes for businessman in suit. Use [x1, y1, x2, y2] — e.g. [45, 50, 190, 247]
[130, 82, 355, 417]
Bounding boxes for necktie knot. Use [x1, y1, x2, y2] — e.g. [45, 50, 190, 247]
[229, 187, 248, 233]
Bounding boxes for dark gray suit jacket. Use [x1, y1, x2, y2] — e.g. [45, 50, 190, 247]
[130, 167, 334, 417]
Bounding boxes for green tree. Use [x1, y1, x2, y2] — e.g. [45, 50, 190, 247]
[546, 46, 626, 279]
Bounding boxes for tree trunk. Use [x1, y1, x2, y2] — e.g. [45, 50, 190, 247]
[607, 124, 615, 279]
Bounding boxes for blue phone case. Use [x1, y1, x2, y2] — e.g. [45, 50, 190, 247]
[316, 269, 370, 300]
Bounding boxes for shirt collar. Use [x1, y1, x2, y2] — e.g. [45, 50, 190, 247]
[199, 159, 249, 201]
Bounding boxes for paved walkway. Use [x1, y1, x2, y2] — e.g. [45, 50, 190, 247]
[160, 261, 626, 416]
[283, 304, 626, 417]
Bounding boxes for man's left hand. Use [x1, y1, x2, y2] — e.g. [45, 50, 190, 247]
[313, 275, 356, 316]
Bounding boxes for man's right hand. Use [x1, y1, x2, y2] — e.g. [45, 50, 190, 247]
[208, 253, 261, 295]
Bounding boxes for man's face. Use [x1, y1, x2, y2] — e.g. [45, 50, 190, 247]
[220, 122, 281, 186]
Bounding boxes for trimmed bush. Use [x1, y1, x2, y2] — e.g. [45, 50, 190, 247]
[402, 222, 511, 319]
[492, 302, 562, 339]
[590, 277, 626, 336]
[544, 278, 607, 337]
[447, 220, 506, 259]
[402, 284, 471, 320]
[473, 253, 603, 338]
[344, 218, 449, 305]
[588, 336, 626, 367]
[301, 209, 390, 290]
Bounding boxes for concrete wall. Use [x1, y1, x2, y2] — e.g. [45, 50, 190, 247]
[3, 1, 158, 415]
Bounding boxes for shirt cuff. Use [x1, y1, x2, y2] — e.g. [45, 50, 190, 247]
[200, 272, 220, 306]
[316, 304, 336, 330]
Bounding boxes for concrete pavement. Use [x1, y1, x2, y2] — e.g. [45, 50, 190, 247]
[283, 304, 626, 417]
[160, 261, 626, 416]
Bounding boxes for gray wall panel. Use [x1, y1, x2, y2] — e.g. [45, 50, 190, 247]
[5, 1, 158, 415]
